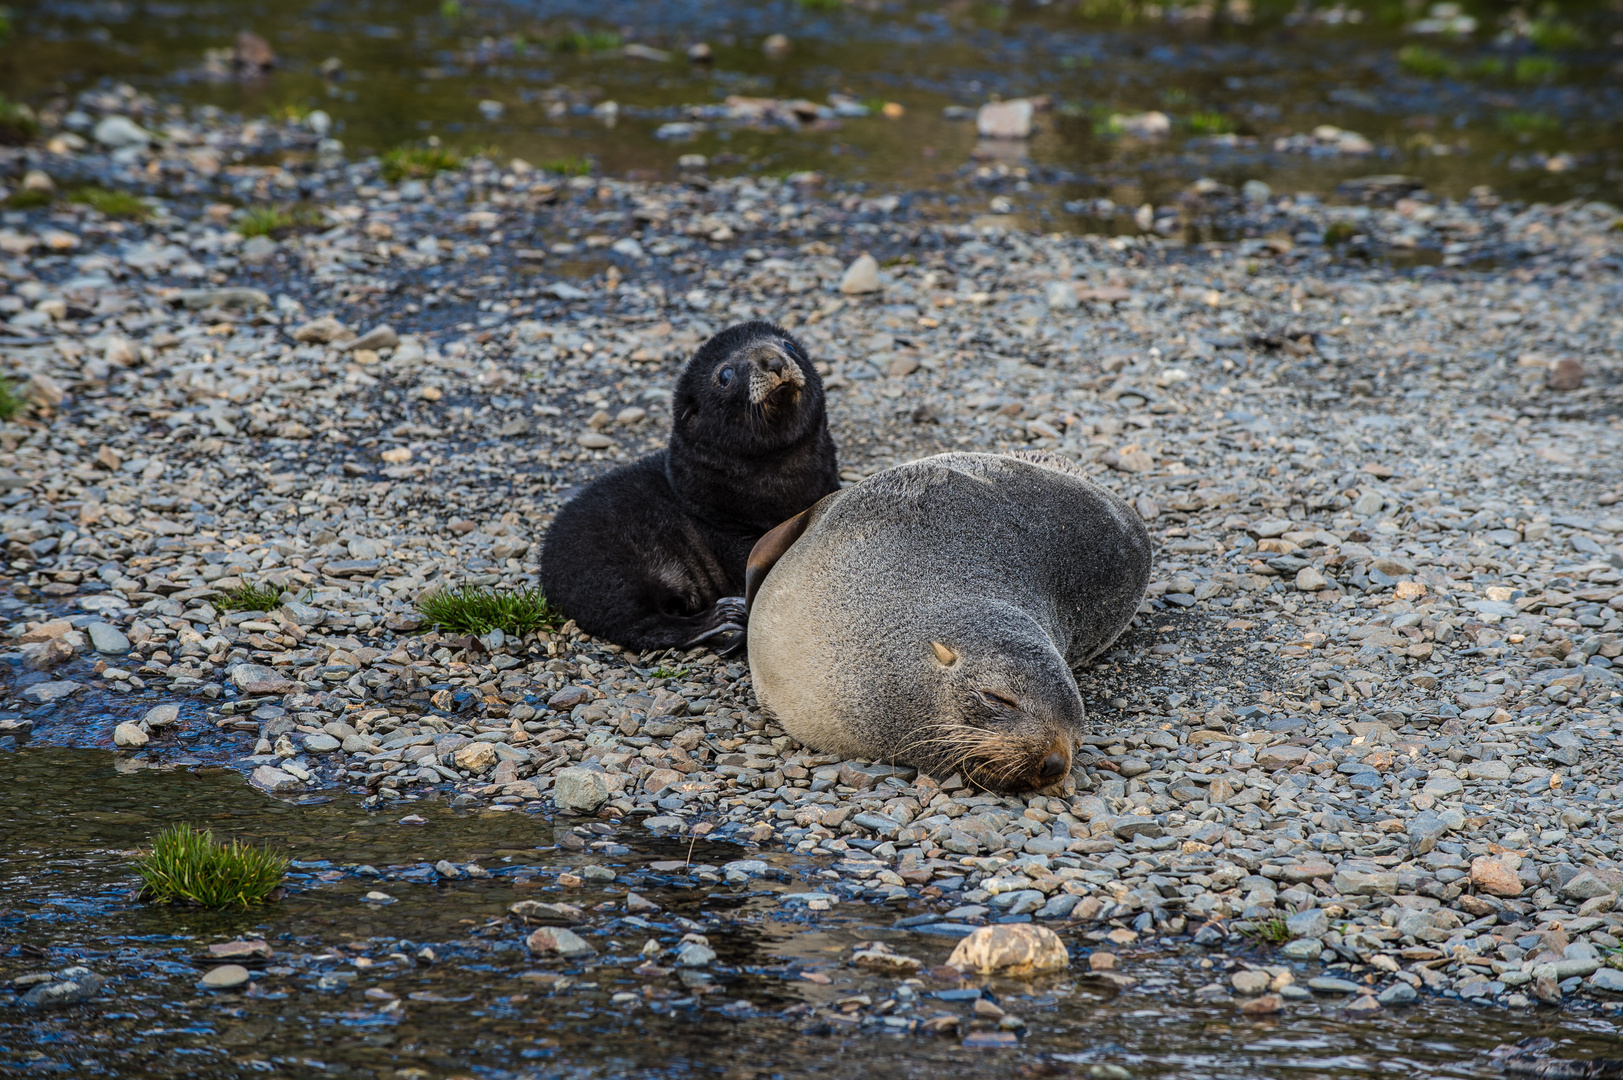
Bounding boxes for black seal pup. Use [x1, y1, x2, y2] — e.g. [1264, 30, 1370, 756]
[540, 321, 839, 652]
[744, 451, 1152, 793]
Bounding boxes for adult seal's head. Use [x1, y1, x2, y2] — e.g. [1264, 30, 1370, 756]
[745, 451, 1153, 794]
[905, 606, 1086, 791]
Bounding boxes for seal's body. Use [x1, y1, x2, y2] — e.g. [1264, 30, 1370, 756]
[540, 321, 838, 651]
[746, 451, 1152, 792]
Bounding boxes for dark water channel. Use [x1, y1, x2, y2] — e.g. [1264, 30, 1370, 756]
[6, 746, 1623, 1079]
[3, 0, 1621, 228]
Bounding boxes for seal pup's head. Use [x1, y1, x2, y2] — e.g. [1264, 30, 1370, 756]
[671, 321, 823, 455]
[899, 605, 1085, 794]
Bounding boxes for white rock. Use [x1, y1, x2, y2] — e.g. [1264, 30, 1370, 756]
[143, 704, 180, 727]
[839, 253, 881, 295]
[92, 116, 153, 149]
[977, 99, 1034, 140]
[1046, 281, 1079, 310]
[201, 965, 250, 989]
[113, 722, 149, 748]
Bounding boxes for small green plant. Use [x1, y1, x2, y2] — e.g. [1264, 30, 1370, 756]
[1244, 916, 1293, 945]
[1527, 18, 1583, 51]
[1514, 55, 1564, 83]
[380, 143, 462, 183]
[236, 205, 294, 237]
[798, 0, 844, 9]
[541, 155, 592, 176]
[416, 585, 560, 637]
[1187, 111, 1233, 135]
[134, 824, 289, 908]
[0, 7, 12, 43]
[0, 94, 37, 145]
[651, 664, 690, 680]
[1498, 110, 1559, 134]
[5, 188, 50, 210]
[216, 582, 285, 613]
[69, 186, 150, 219]
[1323, 220, 1358, 245]
[0, 377, 25, 421]
[551, 29, 621, 53]
[1468, 55, 1507, 78]
[439, 0, 462, 18]
[1398, 45, 1457, 77]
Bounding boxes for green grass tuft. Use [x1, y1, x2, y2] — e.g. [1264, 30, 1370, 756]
[1187, 111, 1233, 135]
[1498, 110, 1559, 134]
[1514, 55, 1564, 83]
[134, 824, 289, 908]
[1323, 220, 1357, 245]
[0, 94, 36, 145]
[1397, 45, 1457, 78]
[0, 378, 25, 421]
[551, 29, 622, 53]
[380, 143, 462, 183]
[69, 186, 150, 220]
[1527, 18, 1583, 51]
[797, 0, 844, 9]
[416, 585, 560, 637]
[540, 155, 593, 177]
[215, 582, 285, 613]
[439, 0, 462, 18]
[5, 187, 50, 210]
[1243, 915, 1292, 944]
[236, 205, 293, 237]
[1468, 55, 1507, 78]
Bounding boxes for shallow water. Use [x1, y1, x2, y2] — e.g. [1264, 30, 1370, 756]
[6, 745, 1623, 1079]
[4, 0, 1620, 224]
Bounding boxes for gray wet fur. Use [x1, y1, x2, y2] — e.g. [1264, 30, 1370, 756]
[748, 451, 1153, 790]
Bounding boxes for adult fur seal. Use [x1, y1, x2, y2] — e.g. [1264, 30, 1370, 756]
[540, 321, 838, 652]
[745, 451, 1151, 793]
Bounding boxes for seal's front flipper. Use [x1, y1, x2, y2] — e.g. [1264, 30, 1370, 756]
[682, 595, 748, 654]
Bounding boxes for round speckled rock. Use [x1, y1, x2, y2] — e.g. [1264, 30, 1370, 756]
[201, 965, 250, 990]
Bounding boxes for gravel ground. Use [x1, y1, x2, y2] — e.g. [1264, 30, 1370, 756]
[3, 89, 1623, 1016]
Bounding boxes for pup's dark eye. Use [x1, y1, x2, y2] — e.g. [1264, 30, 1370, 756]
[979, 690, 1019, 710]
[717, 367, 735, 387]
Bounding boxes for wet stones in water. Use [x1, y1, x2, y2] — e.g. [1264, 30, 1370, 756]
[17, 968, 105, 1008]
[527, 926, 595, 959]
[113, 722, 149, 748]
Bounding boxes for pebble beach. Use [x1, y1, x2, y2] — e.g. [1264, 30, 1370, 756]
[4, 84, 1623, 1025]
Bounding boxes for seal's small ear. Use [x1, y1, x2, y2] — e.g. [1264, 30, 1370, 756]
[931, 641, 957, 666]
[744, 501, 819, 612]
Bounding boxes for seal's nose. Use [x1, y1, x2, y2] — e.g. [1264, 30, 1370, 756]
[754, 347, 786, 375]
[1037, 751, 1068, 784]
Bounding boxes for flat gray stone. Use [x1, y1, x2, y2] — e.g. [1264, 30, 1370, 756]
[143, 704, 180, 727]
[302, 733, 341, 753]
[87, 622, 130, 655]
[250, 765, 302, 793]
[20, 680, 81, 704]
[1286, 908, 1329, 939]
[231, 664, 297, 695]
[1307, 977, 1364, 994]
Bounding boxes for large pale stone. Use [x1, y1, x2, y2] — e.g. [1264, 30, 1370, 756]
[553, 766, 610, 813]
[201, 964, 250, 989]
[112, 722, 148, 748]
[976, 99, 1033, 139]
[453, 741, 498, 773]
[251, 765, 302, 793]
[838, 253, 881, 294]
[946, 924, 1069, 975]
